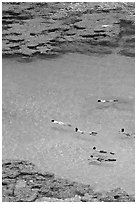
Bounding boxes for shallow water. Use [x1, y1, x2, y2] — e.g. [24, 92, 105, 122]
[2, 54, 135, 194]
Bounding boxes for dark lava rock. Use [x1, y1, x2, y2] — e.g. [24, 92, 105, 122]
[2, 160, 135, 202]
[2, 2, 135, 59]
[3, 160, 94, 202]
[99, 188, 135, 202]
[118, 19, 135, 57]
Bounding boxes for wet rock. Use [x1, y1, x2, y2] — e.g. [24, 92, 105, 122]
[14, 186, 38, 202]
[64, 195, 81, 202]
[2, 2, 135, 58]
[65, 29, 77, 36]
[99, 188, 135, 202]
[15, 180, 27, 189]
[118, 18, 135, 57]
[18, 45, 36, 56]
[2, 160, 135, 202]
[35, 197, 61, 202]
[74, 22, 86, 29]
[119, 48, 135, 57]
[81, 193, 93, 201]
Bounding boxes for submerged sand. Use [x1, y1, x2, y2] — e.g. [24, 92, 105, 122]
[2, 54, 135, 197]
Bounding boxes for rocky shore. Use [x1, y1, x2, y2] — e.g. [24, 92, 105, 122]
[2, 2, 135, 61]
[2, 160, 135, 202]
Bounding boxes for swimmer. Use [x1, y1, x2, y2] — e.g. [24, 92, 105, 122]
[119, 128, 129, 135]
[119, 128, 135, 137]
[75, 128, 97, 135]
[98, 99, 118, 103]
[98, 99, 106, 103]
[74, 127, 84, 134]
[75, 127, 78, 132]
[89, 131, 98, 136]
[120, 128, 125, 133]
[51, 120, 72, 127]
[93, 147, 115, 155]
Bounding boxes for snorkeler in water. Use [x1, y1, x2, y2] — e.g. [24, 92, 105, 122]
[74, 127, 98, 136]
[51, 119, 72, 127]
[92, 147, 115, 155]
[51, 119, 98, 136]
[74, 127, 84, 134]
[98, 99, 118, 103]
[119, 128, 135, 138]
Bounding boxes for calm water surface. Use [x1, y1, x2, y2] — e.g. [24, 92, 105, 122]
[2, 54, 135, 194]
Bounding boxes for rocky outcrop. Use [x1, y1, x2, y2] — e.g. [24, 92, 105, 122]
[2, 2, 135, 60]
[2, 160, 135, 202]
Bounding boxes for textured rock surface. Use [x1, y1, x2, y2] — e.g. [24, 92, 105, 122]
[2, 2, 135, 60]
[2, 160, 135, 202]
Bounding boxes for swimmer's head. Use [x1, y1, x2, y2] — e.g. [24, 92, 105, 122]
[98, 99, 101, 102]
[93, 146, 96, 150]
[51, 119, 54, 122]
[121, 128, 125, 132]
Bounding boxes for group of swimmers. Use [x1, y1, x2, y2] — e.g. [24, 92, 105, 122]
[51, 98, 134, 164]
[51, 119, 98, 136]
[51, 120, 133, 138]
[51, 119, 117, 163]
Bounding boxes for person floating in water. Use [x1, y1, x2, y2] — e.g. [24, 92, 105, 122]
[92, 146, 115, 155]
[119, 128, 135, 138]
[74, 127, 84, 134]
[89, 131, 98, 136]
[98, 99, 118, 103]
[51, 119, 98, 136]
[74, 128, 97, 136]
[51, 119, 72, 127]
[74, 127, 98, 136]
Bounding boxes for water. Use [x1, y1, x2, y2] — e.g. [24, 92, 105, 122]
[2, 54, 135, 194]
